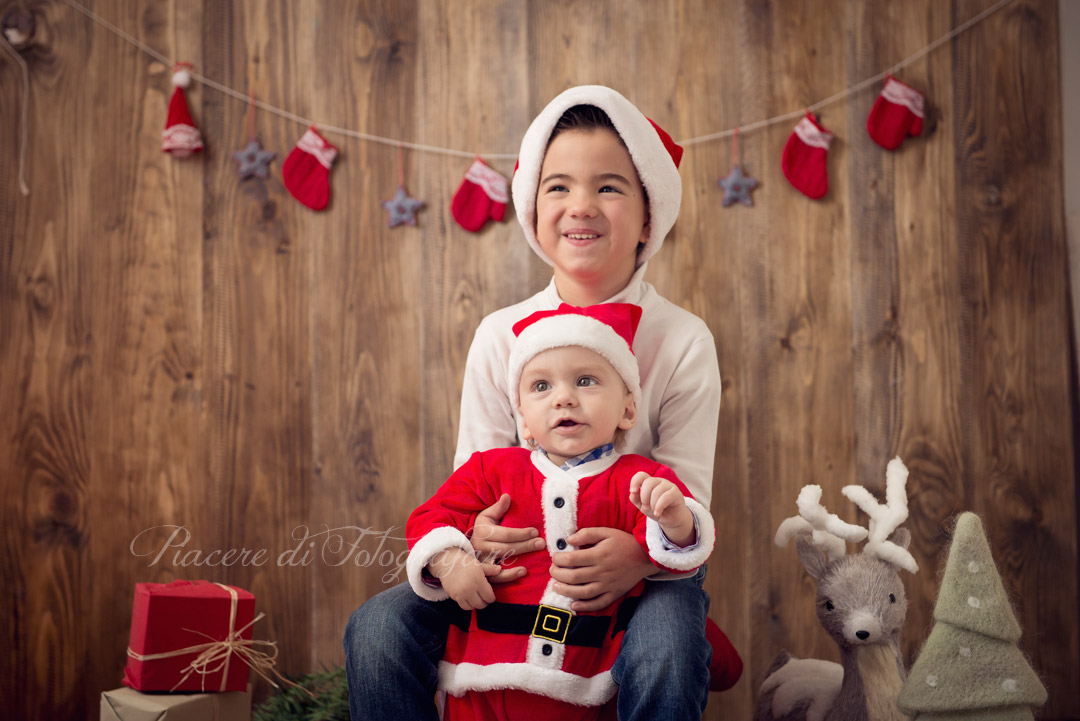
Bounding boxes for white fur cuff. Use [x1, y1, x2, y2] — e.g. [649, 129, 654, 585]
[645, 497, 715, 571]
[439, 661, 616, 706]
[406, 526, 475, 601]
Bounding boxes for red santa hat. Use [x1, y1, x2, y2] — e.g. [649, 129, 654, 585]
[161, 63, 204, 157]
[508, 303, 643, 410]
[511, 85, 683, 268]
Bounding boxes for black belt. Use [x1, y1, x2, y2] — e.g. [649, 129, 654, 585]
[442, 597, 640, 648]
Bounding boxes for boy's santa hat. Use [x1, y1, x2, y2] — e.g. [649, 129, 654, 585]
[508, 303, 643, 409]
[512, 85, 683, 268]
[161, 64, 204, 157]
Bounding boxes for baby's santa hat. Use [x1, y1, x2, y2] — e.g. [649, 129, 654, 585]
[512, 85, 683, 268]
[508, 303, 643, 409]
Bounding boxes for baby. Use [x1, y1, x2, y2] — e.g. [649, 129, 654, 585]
[405, 303, 715, 720]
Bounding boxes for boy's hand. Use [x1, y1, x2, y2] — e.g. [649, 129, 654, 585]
[428, 548, 502, 611]
[549, 528, 655, 612]
[471, 493, 546, 564]
[629, 472, 695, 546]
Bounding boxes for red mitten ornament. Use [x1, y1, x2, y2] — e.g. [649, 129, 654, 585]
[867, 75, 924, 150]
[283, 126, 338, 211]
[161, 63, 204, 157]
[452, 158, 508, 232]
[782, 113, 834, 200]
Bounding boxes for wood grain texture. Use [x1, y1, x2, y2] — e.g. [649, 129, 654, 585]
[0, 2, 1076, 720]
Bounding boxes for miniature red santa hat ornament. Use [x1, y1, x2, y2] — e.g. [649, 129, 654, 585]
[867, 75, 925, 150]
[161, 63, 204, 157]
[782, 112, 833, 199]
[451, 158, 508, 232]
[283, 126, 339, 211]
[512, 85, 683, 268]
[508, 302, 643, 409]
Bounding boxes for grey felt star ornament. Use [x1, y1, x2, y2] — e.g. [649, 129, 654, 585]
[232, 139, 275, 179]
[718, 164, 758, 207]
[382, 185, 424, 227]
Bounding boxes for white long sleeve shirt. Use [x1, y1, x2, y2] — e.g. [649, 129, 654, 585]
[454, 264, 722, 507]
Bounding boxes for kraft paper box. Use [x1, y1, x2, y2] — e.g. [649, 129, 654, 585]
[123, 579, 255, 692]
[100, 685, 251, 721]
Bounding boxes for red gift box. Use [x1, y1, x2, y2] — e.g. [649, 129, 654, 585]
[123, 580, 255, 692]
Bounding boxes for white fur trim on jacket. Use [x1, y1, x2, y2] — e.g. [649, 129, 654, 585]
[512, 85, 682, 268]
[406, 526, 475, 602]
[645, 497, 715, 571]
[439, 661, 617, 707]
[508, 313, 641, 408]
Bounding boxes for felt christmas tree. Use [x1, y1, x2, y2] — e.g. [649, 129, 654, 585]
[897, 513, 1047, 720]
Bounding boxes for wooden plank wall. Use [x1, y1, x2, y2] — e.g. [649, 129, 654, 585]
[0, 1, 1076, 719]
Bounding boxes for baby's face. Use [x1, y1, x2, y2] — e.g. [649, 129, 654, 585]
[517, 345, 636, 466]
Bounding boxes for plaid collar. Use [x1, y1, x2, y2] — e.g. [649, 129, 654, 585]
[548, 443, 615, 471]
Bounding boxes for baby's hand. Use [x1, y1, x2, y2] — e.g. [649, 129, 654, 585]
[629, 472, 687, 524]
[429, 548, 501, 611]
[629, 472, 695, 547]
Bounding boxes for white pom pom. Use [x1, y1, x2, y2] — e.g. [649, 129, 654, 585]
[172, 68, 191, 88]
[4, 26, 30, 45]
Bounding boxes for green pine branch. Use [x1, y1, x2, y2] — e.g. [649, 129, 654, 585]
[253, 665, 350, 721]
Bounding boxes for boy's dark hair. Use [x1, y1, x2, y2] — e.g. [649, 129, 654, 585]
[548, 104, 622, 147]
[546, 104, 651, 229]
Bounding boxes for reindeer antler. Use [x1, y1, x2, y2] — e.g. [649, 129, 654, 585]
[841, 457, 918, 573]
[775, 484, 868, 563]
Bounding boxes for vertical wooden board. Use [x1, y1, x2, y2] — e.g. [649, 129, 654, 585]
[526, 0, 637, 102]
[415, 0, 531, 503]
[954, 0, 1078, 715]
[885, 0, 971, 661]
[844, 0, 904, 488]
[0, 0, 40, 715]
[197, 0, 314, 693]
[842, 0, 963, 661]
[308, 0, 424, 668]
[4, 1, 136, 717]
[737, 0, 857, 693]
[667, 1, 754, 717]
[81, 0, 210, 712]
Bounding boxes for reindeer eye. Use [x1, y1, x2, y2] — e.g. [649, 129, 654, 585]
[825, 600, 835, 611]
[889, 593, 896, 603]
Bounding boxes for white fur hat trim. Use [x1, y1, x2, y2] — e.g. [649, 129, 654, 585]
[508, 313, 641, 410]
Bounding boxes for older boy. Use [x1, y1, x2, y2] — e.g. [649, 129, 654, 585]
[406, 303, 714, 721]
[346, 86, 722, 721]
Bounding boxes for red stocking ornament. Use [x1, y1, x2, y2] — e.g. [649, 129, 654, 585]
[283, 126, 338, 211]
[451, 158, 508, 232]
[782, 113, 833, 200]
[162, 63, 204, 157]
[867, 75, 924, 150]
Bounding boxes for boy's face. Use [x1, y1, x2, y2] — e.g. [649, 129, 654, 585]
[517, 345, 636, 466]
[535, 129, 649, 291]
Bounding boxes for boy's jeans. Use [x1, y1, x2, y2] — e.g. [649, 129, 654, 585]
[343, 566, 711, 721]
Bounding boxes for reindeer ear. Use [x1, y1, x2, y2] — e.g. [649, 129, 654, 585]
[795, 536, 830, 580]
[889, 528, 911, 550]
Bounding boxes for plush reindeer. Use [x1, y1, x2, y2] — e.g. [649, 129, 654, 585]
[755, 458, 918, 721]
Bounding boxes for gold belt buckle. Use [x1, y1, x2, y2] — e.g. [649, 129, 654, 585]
[531, 604, 572, 644]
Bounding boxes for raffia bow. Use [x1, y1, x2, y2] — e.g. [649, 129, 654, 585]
[126, 582, 310, 695]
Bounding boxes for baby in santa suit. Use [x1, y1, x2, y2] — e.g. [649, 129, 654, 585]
[405, 302, 715, 721]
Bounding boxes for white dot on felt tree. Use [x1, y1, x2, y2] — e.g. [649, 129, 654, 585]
[1003, 679, 1019, 693]
[968, 561, 980, 573]
[926, 675, 938, 687]
[968, 596, 981, 608]
[959, 647, 971, 657]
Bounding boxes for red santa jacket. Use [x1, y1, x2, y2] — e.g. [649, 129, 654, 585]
[406, 448, 715, 706]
